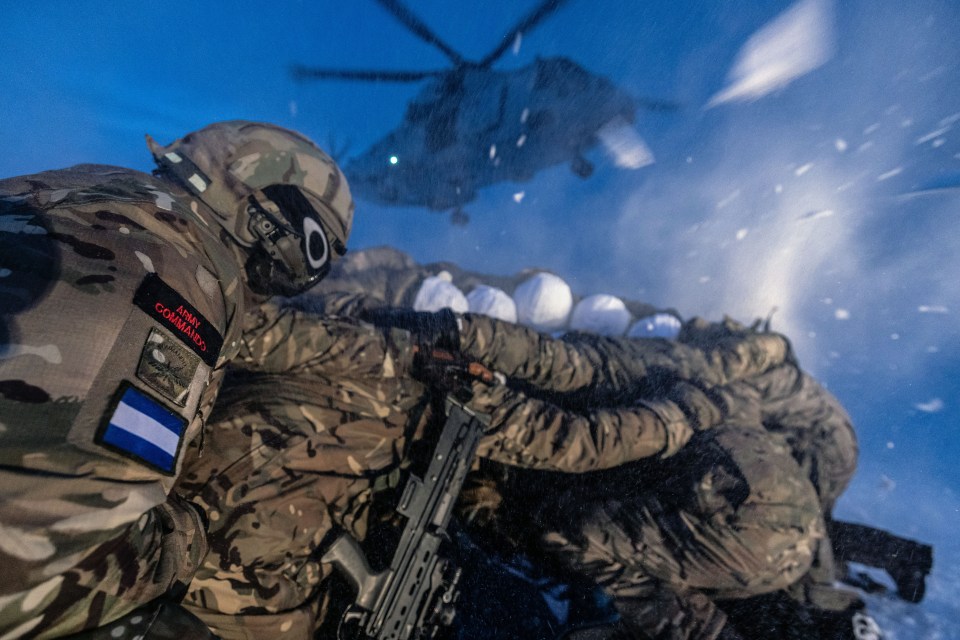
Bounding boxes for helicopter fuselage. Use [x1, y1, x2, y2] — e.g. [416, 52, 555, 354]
[343, 56, 637, 211]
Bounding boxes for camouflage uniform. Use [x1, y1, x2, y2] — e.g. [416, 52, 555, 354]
[453, 315, 831, 640]
[319, 250, 910, 637]
[314, 247, 852, 506]
[309, 248, 871, 636]
[175, 314, 421, 640]
[0, 122, 354, 638]
[172, 289, 800, 639]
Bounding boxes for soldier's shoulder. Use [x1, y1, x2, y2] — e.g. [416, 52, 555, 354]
[338, 245, 419, 274]
[2, 163, 142, 188]
[0, 164, 184, 208]
[0, 164, 197, 225]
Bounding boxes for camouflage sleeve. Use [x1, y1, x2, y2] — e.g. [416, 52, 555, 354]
[234, 301, 416, 379]
[296, 290, 389, 317]
[309, 246, 429, 307]
[468, 380, 722, 472]
[676, 315, 798, 385]
[458, 313, 792, 395]
[0, 477, 206, 639]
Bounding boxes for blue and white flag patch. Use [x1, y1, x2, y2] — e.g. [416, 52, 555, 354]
[98, 384, 187, 474]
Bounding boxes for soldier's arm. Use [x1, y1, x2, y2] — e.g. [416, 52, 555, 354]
[296, 290, 389, 317]
[0, 474, 207, 638]
[468, 379, 720, 473]
[234, 300, 416, 379]
[458, 313, 793, 396]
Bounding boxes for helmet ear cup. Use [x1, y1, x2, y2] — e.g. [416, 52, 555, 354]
[243, 242, 332, 298]
[302, 217, 330, 270]
[242, 201, 337, 298]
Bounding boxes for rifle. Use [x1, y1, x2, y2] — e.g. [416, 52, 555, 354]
[323, 354, 492, 640]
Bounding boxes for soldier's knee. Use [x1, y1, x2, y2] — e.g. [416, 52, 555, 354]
[704, 424, 824, 595]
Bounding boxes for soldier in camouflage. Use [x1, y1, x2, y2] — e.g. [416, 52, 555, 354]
[0, 121, 356, 639]
[171, 281, 808, 639]
[451, 313, 827, 640]
[456, 311, 925, 638]
[318, 248, 931, 637]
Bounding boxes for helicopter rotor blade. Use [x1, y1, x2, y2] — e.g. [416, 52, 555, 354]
[373, 0, 466, 66]
[478, 0, 570, 68]
[291, 65, 443, 83]
[634, 96, 683, 112]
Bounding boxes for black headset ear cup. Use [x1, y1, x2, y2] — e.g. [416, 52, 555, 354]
[302, 216, 330, 270]
[240, 185, 341, 296]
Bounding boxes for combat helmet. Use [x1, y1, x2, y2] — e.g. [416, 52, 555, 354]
[147, 120, 354, 296]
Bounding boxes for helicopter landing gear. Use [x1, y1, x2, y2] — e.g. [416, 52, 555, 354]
[571, 154, 594, 178]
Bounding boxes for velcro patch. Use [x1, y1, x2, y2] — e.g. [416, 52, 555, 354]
[133, 273, 223, 366]
[137, 327, 201, 407]
[97, 384, 187, 474]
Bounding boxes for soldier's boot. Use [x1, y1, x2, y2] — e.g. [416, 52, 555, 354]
[563, 621, 746, 640]
[830, 520, 934, 603]
[887, 543, 933, 603]
[813, 602, 885, 640]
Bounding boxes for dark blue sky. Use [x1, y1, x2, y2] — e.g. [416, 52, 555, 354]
[3, 1, 959, 632]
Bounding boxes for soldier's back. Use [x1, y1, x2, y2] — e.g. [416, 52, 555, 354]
[0, 164, 245, 479]
[0, 164, 246, 637]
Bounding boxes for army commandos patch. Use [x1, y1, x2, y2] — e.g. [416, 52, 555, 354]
[133, 273, 223, 366]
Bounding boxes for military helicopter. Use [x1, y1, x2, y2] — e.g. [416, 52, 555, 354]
[293, 0, 677, 224]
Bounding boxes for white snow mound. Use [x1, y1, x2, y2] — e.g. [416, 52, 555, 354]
[513, 273, 573, 332]
[467, 285, 518, 323]
[569, 294, 632, 336]
[627, 313, 683, 340]
[413, 272, 469, 313]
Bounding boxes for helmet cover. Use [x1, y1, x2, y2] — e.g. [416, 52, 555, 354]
[147, 120, 354, 296]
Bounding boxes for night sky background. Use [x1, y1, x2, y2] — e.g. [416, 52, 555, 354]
[2, 1, 958, 635]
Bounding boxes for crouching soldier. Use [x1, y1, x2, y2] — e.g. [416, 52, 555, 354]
[319, 248, 931, 638]
[171, 285, 803, 640]
[0, 120, 355, 638]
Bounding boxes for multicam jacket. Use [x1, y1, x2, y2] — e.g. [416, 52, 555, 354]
[176, 362, 428, 639]
[457, 312, 855, 506]
[453, 315, 854, 640]
[174, 297, 798, 639]
[0, 166, 398, 639]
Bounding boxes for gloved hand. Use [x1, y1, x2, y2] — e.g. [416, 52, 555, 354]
[412, 347, 497, 398]
[678, 315, 799, 378]
[360, 307, 461, 353]
[679, 315, 758, 346]
[665, 380, 726, 431]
